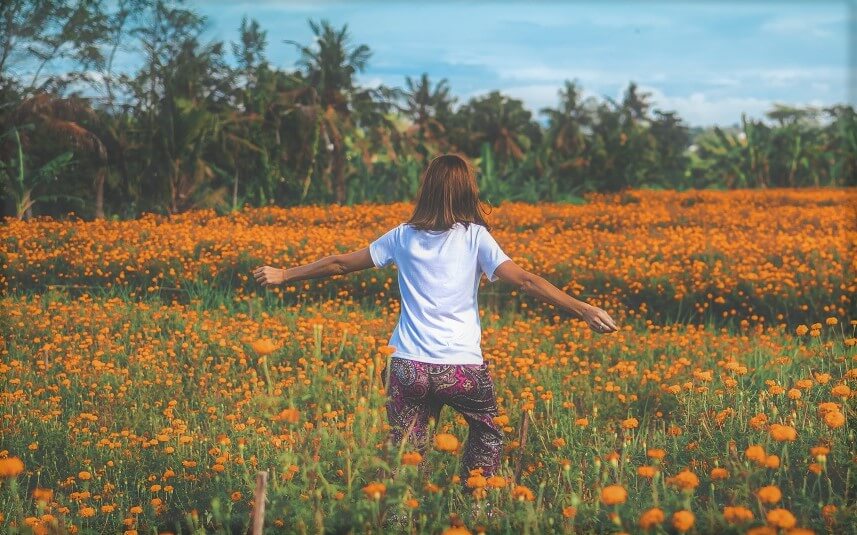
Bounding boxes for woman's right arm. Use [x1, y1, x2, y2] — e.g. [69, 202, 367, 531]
[493, 259, 619, 333]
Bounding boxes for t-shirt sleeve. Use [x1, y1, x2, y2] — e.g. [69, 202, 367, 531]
[477, 227, 512, 282]
[369, 225, 399, 268]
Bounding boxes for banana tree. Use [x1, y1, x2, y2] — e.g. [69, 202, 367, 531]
[0, 126, 82, 219]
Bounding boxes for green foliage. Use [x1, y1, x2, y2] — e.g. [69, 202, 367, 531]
[0, 1, 854, 219]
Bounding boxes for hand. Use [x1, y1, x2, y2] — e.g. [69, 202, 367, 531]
[252, 266, 287, 287]
[581, 304, 619, 334]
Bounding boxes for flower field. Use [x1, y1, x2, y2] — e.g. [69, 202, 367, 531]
[1, 188, 855, 534]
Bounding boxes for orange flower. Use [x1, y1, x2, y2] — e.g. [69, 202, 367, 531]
[711, 467, 729, 480]
[637, 465, 658, 479]
[621, 417, 639, 430]
[441, 527, 472, 535]
[769, 424, 797, 442]
[671, 510, 695, 532]
[638, 507, 665, 530]
[250, 338, 278, 356]
[574, 417, 589, 427]
[666, 469, 700, 491]
[765, 455, 780, 469]
[823, 410, 845, 429]
[32, 488, 53, 502]
[562, 506, 577, 518]
[766, 508, 797, 529]
[434, 433, 459, 453]
[756, 485, 782, 504]
[512, 485, 535, 501]
[485, 475, 506, 489]
[831, 384, 851, 398]
[273, 408, 300, 424]
[401, 452, 423, 466]
[745, 445, 767, 465]
[0, 457, 24, 478]
[646, 448, 666, 460]
[362, 482, 386, 500]
[600, 485, 627, 506]
[723, 506, 754, 524]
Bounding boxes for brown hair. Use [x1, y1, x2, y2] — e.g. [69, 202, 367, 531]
[405, 153, 493, 232]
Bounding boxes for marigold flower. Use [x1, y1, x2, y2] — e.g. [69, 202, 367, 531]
[250, 339, 278, 356]
[831, 384, 851, 398]
[600, 485, 627, 506]
[362, 482, 386, 500]
[512, 485, 535, 501]
[671, 510, 695, 532]
[745, 445, 767, 465]
[638, 507, 665, 530]
[723, 506, 754, 524]
[795, 324, 808, 336]
[823, 410, 845, 429]
[666, 469, 699, 491]
[769, 423, 797, 442]
[766, 508, 797, 529]
[562, 506, 577, 518]
[401, 451, 422, 466]
[441, 527, 471, 535]
[621, 417, 639, 430]
[0, 457, 25, 478]
[710, 467, 729, 480]
[756, 485, 782, 504]
[637, 465, 658, 479]
[485, 475, 506, 489]
[646, 448, 666, 460]
[765, 455, 780, 469]
[434, 433, 459, 453]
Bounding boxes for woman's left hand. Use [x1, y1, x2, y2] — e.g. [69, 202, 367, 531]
[253, 266, 287, 287]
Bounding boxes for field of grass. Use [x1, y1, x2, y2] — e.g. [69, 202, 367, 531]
[1, 188, 855, 534]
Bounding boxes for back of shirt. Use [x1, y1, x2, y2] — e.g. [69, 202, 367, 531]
[369, 221, 511, 365]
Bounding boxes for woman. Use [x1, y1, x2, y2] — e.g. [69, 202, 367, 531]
[253, 153, 618, 482]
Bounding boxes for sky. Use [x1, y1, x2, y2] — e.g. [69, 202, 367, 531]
[184, 0, 854, 127]
[37, 0, 855, 128]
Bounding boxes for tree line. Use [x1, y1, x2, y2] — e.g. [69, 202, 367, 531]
[1, 0, 854, 220]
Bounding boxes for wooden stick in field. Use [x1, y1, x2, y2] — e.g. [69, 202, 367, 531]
[251, 470, 268, 535]
[513, 411, 530, 484]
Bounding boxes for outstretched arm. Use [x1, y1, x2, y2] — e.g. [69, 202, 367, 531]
[253, 247, 375, 287]
[493, 259, 619, 333]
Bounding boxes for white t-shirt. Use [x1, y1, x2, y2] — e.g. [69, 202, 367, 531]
[369, 221, 512, 365]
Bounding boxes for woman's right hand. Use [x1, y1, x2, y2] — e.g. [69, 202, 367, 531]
[581, 304, 619, 333]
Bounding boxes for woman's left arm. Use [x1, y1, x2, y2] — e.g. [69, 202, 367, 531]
[253, 247, 375, 287]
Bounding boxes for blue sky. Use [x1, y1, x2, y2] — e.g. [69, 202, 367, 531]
[45, 1, 853, 127]
[185, 0, 853, 127]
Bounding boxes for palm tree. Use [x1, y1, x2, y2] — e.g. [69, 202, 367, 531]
[453, 91, 540, 169]
[401, 73, 456, 158]
[540, 80, 592, 196]
[286, 19, 371, 204]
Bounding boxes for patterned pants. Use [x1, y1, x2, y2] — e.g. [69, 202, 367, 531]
[383, 356, 504, 479]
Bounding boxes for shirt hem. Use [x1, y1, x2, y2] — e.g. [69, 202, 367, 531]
[390, 350, 484, 366]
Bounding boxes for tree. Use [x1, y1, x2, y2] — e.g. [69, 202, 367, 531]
[286, 19, 371, 204]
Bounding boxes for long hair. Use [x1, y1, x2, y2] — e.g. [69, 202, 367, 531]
[405, 153, 493, 232]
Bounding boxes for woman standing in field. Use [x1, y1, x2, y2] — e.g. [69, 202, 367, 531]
[252, 153, 618, 481]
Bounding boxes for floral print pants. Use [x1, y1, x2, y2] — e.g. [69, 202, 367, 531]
[383, 356, 504, 478]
